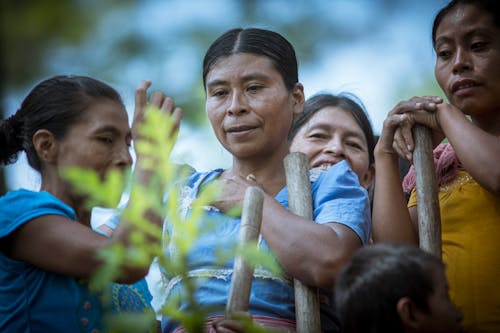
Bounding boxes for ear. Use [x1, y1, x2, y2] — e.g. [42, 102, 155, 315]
[32, 129, 59, 164]
[291, 82, 305, 116]
[397, 297, 423, 332]
[360, 164, 375, 189]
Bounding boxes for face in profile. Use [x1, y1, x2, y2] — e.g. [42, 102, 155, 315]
[205, 53, 303, 161]
[434, 4, 500, 117]
[55, 100, 132, 181]
[414, 265, 462, 333]
[289, 106, 374, 189]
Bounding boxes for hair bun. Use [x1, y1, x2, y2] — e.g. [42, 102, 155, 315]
[0, 111, 24, 165]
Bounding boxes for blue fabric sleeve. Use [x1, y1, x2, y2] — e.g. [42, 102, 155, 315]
[275, 161, 371, 244]
[0, 189, 76, 238]
[311, 161, 371, 244]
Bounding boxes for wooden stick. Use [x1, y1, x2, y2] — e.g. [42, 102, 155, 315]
[226, 186, 264, 315]
[284, 152, 321, 333]
[412, 125, 442, 257]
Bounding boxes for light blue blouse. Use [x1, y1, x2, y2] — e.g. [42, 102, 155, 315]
[161, 160, 371, 332]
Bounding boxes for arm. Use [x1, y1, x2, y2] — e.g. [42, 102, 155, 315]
[260, 195, 361, 290]
[435, 104, 500, 194]
[215, 169, 365, 290]
[371, 100, 429, 244]
[5, 81, 183, 284]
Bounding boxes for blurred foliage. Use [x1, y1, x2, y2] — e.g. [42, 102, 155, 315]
[64, 106, 281, 332]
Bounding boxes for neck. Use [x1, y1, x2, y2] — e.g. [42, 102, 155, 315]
[40, 175, 92, 227]
[230, 147, 289, 195]
[471, 110, 500, 136]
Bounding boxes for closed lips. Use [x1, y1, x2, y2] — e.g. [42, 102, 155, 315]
[226, 125, 258, 132]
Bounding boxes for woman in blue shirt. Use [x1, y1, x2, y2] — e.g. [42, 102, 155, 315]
[160, 28, 371, 333]
[0, 75, 181, 332]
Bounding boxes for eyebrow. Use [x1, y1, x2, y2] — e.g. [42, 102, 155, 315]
[307, 123, 366, 141]
[435, 27, 494, 46]
[94, 125, 131, 138]
[206, 72, 271, 89]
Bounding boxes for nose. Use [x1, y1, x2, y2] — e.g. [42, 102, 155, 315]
[115, 144, 133, 170]
[227, 90, 248, 116]
[452, 48, 472, 74]
[324, 137, 345, 157]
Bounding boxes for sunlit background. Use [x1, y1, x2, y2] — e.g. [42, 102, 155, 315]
[1, 0, 449, 193]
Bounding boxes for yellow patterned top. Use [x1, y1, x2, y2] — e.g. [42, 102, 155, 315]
[408, 170, 500, 332]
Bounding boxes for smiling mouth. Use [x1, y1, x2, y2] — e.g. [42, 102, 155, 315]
[312, 162, 338, 170]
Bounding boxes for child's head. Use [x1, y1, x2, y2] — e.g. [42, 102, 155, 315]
[432, 0, 500, 116]
[289, 93, 375, 189]
[335, 244, 462, 333]
[202, 28, 304, 160]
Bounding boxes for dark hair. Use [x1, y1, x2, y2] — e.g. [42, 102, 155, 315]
[288, 93, 375, 166]
[432, 0, 500, 48]
[0, 75, 124, 170]
[202, 28, 298, 91]
[335, 244, 444, 333]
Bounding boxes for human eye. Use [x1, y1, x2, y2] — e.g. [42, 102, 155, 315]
[346, 140, 362, 149]
[308, 131, 327, 139]
[437, 48, 452, 59]
[247, 84, 264, 93]
[98, 136, 114, 144]
[211, 89, 228, 98]
[470, 40, 489, 52]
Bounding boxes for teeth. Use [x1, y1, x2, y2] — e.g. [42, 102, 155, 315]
[320, 163, 332, 170]
[457, 83, 475, 90]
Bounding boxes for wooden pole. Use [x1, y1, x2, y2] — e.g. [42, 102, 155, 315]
[284, 152, 321, 333]
[412, 125, 442, 257]
[226, 186, 264, 315]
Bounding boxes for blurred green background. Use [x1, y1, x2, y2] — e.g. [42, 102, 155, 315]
[0, 0, 448, 194]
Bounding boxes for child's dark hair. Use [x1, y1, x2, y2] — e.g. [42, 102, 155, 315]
[335, 244, 444, 333]
[432, 0, 500, 49]
[202, 28, 298, 91]
[288, 93, 375, 166]
[0, 75, 123, 170]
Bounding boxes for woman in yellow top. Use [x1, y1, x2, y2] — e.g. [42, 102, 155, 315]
[372, 0, 500, 332]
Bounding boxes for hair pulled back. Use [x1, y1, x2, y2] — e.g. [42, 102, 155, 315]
[432, 0, 500, 48]
[0, 75, 123, 170]
[202, 28, 299, 91]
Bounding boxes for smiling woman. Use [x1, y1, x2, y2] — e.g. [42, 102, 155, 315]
[288, 93, 376, 190]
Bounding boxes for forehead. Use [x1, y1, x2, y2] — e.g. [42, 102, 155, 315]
[205, 53, 279, 83]
[75, 100, 129, 130]
[303, 106, 363, 132]
[436, 4, 497, 37]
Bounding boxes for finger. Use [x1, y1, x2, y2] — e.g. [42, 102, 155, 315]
[378, 115, 400, 153]
[150, 90, 166, 109]
[420, 95, 443, 103]
[389, 98, 440, 117]
[215, 319, 245, 332]
[133, 81, 152, 138]
[394, 127, 412, 161]
[400, 120, 415, 153]
[170, 107, 184, 137]
[161, 96, 175, 114]
[134, 80, 152, 116]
